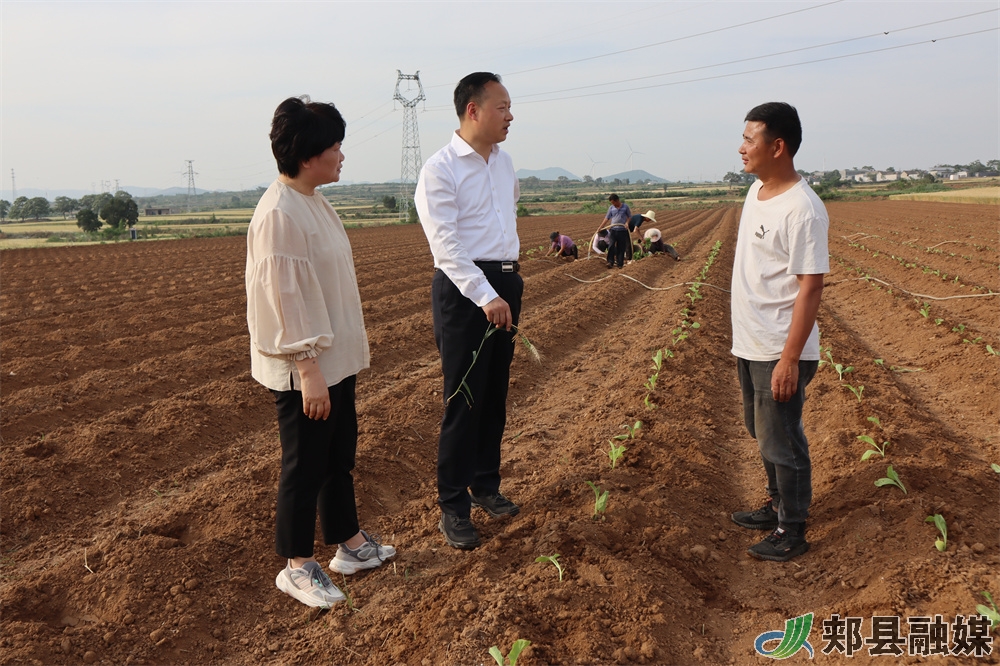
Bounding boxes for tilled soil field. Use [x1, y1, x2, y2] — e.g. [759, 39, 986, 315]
[1, 201, 997, 665]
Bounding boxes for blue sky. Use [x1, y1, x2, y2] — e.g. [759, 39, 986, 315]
[1, 0, 996, 197]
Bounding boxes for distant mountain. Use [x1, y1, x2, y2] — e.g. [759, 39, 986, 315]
[516, 167, 581, 181]
[600, 170, 669, 184]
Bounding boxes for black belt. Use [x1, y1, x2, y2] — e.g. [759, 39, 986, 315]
[474, 260, 519, 273]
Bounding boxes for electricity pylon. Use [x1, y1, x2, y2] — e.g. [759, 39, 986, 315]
[394, 71, 425, 221]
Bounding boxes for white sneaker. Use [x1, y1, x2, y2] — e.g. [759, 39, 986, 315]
[275, 560, 345, 608]
[329, 530, 397, 575]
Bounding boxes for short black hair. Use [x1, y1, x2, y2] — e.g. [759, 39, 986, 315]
[454, 72, 502, 118]
[744, 102, 802, 157]
[550, 232, 559, 241]
[608, 194, 620, 202]
[270, 96, 346, 178]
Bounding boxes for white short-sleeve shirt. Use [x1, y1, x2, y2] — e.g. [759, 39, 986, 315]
[731, 178, 830, 361]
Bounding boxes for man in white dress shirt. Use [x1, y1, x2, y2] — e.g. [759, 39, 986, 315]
[414, 72, 522, 550]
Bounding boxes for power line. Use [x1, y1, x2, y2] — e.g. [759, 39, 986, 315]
[515, 9, 999, 101]
[504, 0, 847, 77]
[516, 27, 998, 105]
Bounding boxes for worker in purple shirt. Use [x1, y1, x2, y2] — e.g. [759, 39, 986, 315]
[545, 231, 578, 259]
[594, 194, 631, 268]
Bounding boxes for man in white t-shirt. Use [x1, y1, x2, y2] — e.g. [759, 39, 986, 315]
[729, 102, 829, 562]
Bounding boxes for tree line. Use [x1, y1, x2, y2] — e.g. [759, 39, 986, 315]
[0, 192, 138, 232]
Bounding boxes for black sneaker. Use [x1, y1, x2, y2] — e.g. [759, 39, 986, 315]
[748, 527, 809, 562]
[438, 514, 481, 550]
[470, 492, 520, 518]
[731, 500, 779, 530]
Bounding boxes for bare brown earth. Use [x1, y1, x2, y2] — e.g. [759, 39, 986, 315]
[1, 201, 998, 665]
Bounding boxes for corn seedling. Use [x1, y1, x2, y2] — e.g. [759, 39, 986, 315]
[925, 514, 947, 552]
[448, 325, 540, 407]
[534, 554, 564, 582]
[875, 465, 907, 494]
[585, 481, 609, 518]
[613, 421, 642, 441]
[858, 435, 889, 461]
[489, 639, 531, 666]
[978, 592, 1000, 634]
[843, 383, 864, 402]
[607, 440, 627, 469]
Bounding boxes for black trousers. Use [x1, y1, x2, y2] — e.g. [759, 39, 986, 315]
[271, 375, 360, 558]
[432, 269, 523, 517]
[607, 227, 630, 267]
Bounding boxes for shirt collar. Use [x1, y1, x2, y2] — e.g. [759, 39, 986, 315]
[451, 131, 498, 159]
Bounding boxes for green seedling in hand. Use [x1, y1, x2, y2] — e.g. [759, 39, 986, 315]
[843, 383, 865, 402]
[490, 639, 531, 666]
[977, 591, 1000, 634]
[585, 481, 609, 518]
[607, 440, 626, 469]
[448, 325, 540, 407]
[875, 465, 907, 494]
[925, 514, 947, 552]
[834, 362, 854, 381]
[858, 435, 889, 460]
[534, 554, 564, 582]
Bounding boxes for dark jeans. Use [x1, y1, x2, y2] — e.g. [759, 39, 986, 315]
[432, 269, 523, 517]
[271, 375, 360, 558]
[607, 227, 630, 267]
[737, 358, 818, 528]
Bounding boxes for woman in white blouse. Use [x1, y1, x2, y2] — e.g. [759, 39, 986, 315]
[245, 96, 395, 609]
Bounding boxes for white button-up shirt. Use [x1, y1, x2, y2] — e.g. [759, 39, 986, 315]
[415, 131, 520, 307]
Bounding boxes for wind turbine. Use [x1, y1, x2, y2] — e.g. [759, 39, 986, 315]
[625, 142, 645, 173]
[587, 154, 605, 178]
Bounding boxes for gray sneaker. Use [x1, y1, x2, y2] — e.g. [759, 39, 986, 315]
[329, 531, 397, 575]
[275, 560, 345, 608]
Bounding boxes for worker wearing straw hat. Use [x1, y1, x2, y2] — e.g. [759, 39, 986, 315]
[643, 227, 681, 261]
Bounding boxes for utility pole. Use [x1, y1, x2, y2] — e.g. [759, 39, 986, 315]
[185, 160, 197, 212]
[394, 71, 425, 221]
[10, 169, 16, 200]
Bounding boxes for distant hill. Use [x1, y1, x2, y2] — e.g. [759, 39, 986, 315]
[516, 167, 581, 181]
[600, 170, 669, 184]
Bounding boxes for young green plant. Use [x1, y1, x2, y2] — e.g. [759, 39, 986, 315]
[834, 361, 854, 381]
[843, 383, 864, 402]
[858, 435, 889, 461]
[925, 514, 947, 552]
[607, 440, 626, 469]
[875, 465, 907, 494]
[534, 554, 564, 582]
[977, 591, 1000, 634]
[585, 481, 609, 518]
[613, 421, 642, 441]
[489, 639, 531, 666]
